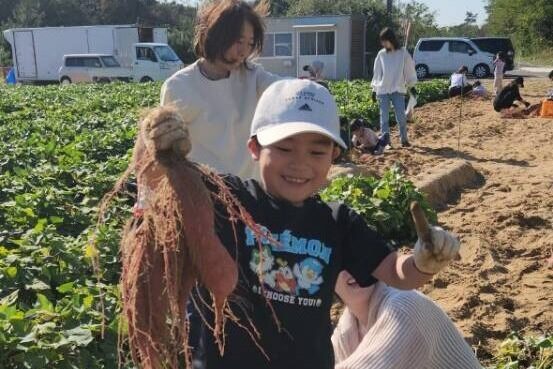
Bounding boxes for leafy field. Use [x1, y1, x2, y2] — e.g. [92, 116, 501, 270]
[0, 79, 507, 369]
[329, 79, 449, 124]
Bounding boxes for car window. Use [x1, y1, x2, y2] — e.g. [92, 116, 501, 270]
[472, 38, 514, 53]
[101, 56, 120, 67]
[136, 47, 157, 62]
[449, 41, 475, 54]
[65, 57, 84, 67]
[154, 46, 180, 62]
[83, 57, 102, 68]
[418, 40, 445, 52]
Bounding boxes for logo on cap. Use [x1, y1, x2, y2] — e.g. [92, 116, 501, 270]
[299, 103, 312, 112]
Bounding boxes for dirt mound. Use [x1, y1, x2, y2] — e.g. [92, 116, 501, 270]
[350, 78, 553, 363]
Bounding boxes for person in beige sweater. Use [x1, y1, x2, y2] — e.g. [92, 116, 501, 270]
[332, 270, 482, 369]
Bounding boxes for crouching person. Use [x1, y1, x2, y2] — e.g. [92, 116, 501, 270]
[332, 270, 482, 369]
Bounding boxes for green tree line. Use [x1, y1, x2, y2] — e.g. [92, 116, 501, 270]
[2, 0, 552, 69]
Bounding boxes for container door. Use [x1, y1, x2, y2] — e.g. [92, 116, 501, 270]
[13, 31, 37, 79]
[86, 28, 114, 54]
[114, 27, 139, 67]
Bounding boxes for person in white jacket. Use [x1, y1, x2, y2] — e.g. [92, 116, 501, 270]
[332, 270, 482, 369]
[160, 0, 280, 180]
[371, 28, 418, 151]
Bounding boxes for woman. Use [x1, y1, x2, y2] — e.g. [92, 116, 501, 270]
[332, 270, 482, 369]
[371, 28, 417, 151]
[160, 0, 279, 179]
[449, 66, 474, 98]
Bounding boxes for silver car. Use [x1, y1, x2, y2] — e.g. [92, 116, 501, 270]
[58, 54, 131, 84]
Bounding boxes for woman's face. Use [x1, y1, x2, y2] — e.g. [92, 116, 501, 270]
[220, 21, 255, 69]
[335, 270, 375, 306]
[381, 39, 393, 50]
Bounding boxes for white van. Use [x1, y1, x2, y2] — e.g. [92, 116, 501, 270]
[59, 43, 183, 84]
[59, 54, 131, 84]
[413, 37, 495, 79]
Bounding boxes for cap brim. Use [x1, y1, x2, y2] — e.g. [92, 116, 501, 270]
[256, 122, 347, 149]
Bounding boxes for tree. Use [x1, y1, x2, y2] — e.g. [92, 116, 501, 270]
[464, 11, 478, 25]
[486, 0, 553, 54]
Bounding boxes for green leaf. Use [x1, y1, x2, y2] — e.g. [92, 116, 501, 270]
[33, 218, 48, 233]
[63, 326, 94, 346]
[56, 282, 75, 294]
[4, 266, 18, 278]
[49, 216, 64, 224]
[36, 293, 54, 312]
[26, 279, 50, 291]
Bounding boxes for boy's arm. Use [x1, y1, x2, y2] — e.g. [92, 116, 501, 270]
[372, 252, 433, 290]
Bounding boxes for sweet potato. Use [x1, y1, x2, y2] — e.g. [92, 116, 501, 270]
[98, 107, 269, 369]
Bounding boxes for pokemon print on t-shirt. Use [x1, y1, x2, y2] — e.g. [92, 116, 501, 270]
[245, 225, 332, 308]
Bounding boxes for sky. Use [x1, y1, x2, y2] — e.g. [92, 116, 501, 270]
[414, 0, 487, 27]
[182, 0, 488, 27]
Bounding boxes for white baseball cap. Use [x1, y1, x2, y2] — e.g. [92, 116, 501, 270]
[250, 79, 347, 149]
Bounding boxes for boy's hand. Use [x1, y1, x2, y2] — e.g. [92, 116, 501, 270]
[142, 106, 201, 157]
[411, 202, 460, 275]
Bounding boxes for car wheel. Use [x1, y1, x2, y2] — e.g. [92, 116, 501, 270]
[473, 64, 490, 79]
[60, 77, 72, 85]
[140, 76, 153, 83]
[415, 64, 429, 79]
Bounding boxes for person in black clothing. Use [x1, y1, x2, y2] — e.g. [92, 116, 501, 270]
[493, 77, 530, 112]
[135, 79, 462, 369]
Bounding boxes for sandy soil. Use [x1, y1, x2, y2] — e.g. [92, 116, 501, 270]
[352, 78, 553, 362]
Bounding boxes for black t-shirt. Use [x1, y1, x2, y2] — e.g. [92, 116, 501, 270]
[494, 84, 522, 111]
[191, 175, 393, 369]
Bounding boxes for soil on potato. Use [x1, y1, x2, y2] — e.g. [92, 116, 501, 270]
[337, 78, 553, 364]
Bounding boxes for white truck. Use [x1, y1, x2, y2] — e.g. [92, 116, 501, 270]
[2, 25, 184, 83]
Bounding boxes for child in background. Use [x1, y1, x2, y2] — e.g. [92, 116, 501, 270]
[493, 52, 506, 96]
[350, 119, 379, 152]
[471, 81, 488, 98]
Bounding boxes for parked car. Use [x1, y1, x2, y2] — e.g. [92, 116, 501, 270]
[413, 37, 495, 79]
[470, 37, 515, 71]
[3, 25, 182, 84]
[59, 54, 131, 84]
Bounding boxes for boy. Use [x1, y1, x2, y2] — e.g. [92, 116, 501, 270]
[142, 79, 460, 369]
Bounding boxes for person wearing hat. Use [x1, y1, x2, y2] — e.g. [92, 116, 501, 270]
[140, 79, 462, 369]
[493, 77, 530, 113]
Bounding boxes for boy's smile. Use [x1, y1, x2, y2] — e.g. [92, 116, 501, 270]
[248, 133, 340, 206]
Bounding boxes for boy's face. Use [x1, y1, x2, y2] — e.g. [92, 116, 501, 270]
[248, 133, 340, 206]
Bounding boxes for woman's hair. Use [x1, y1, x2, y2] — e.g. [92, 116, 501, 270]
[497, 51, 506, 60]
[549, 70, 553, 80]
[194, 0, 268, 62]
[379, 27, 400, 50]
[457, 65, 469, 74]
[350, 118, 364, 132]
